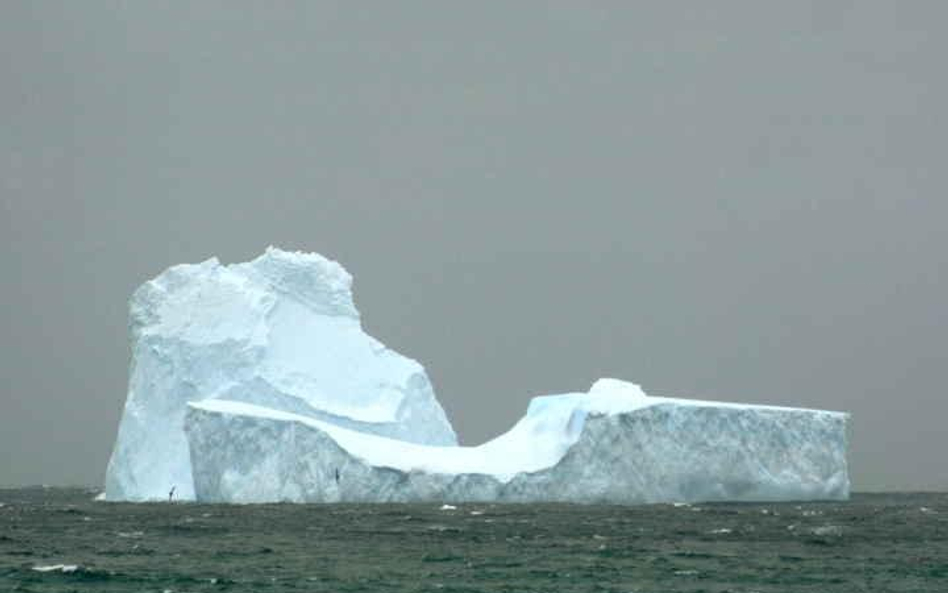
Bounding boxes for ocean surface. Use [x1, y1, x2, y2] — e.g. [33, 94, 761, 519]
[0, 488, 944, 592]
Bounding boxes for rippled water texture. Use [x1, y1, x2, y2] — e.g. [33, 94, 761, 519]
[1, 488, 945, 592]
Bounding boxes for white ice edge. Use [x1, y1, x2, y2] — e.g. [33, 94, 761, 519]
[32, 564, 79, 573]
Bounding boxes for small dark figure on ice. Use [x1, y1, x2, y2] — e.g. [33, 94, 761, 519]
[168, 485, 176, 502]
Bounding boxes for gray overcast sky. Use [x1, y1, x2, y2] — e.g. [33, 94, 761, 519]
[1, 2, 945, 491]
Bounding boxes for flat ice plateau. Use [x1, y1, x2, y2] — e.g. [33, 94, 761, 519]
[106, 248, 850, 503]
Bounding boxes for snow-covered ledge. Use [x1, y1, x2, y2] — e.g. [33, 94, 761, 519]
[185, 379, 849, 504]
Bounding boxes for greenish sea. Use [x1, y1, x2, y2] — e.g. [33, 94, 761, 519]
[1, 488, 945, 592]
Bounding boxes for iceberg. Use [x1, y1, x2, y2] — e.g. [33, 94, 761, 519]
[105, 248, 850, 503]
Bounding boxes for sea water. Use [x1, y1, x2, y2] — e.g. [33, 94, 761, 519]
[1, 487, 945, 592]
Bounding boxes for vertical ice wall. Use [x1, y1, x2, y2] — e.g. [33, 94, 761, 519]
[104, 247, 456, 501]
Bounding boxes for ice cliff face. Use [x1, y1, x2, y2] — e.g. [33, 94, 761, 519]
[185, 380, 849, 504]
[105, 248, 850, 503]
[104, 247, 456, 501]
